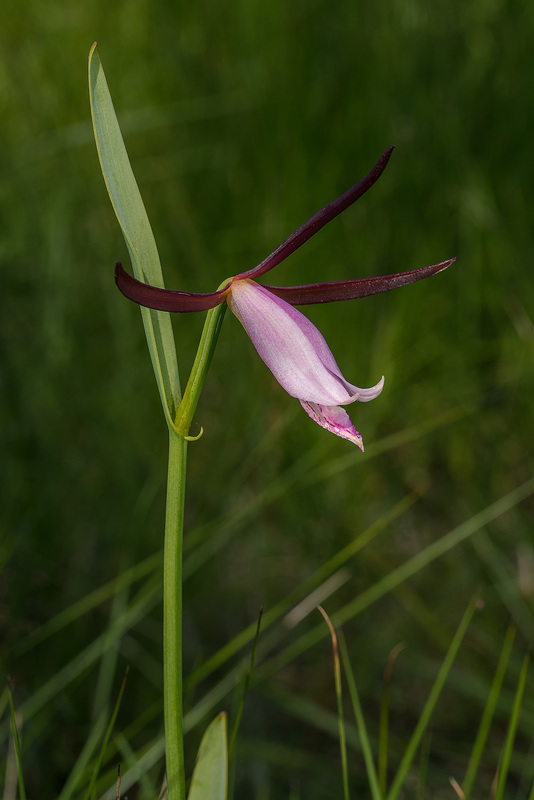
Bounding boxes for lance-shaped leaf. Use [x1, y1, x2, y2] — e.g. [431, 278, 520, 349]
[187, 713, 228, 800]
[88, 43, 180, 425]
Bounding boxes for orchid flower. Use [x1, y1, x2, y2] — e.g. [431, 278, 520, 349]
[115, 147, 454, 450]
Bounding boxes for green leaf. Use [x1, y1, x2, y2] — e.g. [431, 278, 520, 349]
[187, 713, 228, 800]
[88, 43, 180, 427]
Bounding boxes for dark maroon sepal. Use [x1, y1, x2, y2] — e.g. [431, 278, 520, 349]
[115, 263, 230, 312]
[238, 146, 395, 282]
[261, 259, 456, 306]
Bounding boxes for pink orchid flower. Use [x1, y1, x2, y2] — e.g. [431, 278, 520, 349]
[115, 147, 454, 450]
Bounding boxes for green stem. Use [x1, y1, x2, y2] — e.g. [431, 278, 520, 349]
[162, 299, 227, 800]
[174, 302, 227, 437]
[164, 429, 188, 800]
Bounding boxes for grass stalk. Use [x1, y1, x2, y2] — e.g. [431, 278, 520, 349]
[379, 644, 405, 798]
[462, 625, 516, 798]
[319, 608, 350, 800]
[339, 632, 381, 800]
[7, 688, 26, 800]
[494, 654, 529, 800]
[386, 596, 479, 800]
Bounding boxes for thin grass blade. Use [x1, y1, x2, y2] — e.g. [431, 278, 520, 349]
[0, 580, 159, 744]
[255, 478, 534, 682]
[82, 667, 130, 800]
[462, 625, 516, 799]
[229, 605, 263, 756]
[11, 553, 161, 659]
[57, 710, 107, 800]
[187, 713, 228, 800]
[494, 654, 529, 800]
[416, 733, 431, 800]
[113, 731, 160, 799]
[7, 687, 26, 800]
[318, 607, 350, 800]
[386, 596, 479, 800]
[339, 632, 381, 800]
[189, 493, 417, 690]
[88, 43, 180, 426]
[379, 644, 405, 798]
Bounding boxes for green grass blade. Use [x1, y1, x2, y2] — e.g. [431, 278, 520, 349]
[187, 713, 228, 800]
[113, 732, 160, 799]
[379, 644, 405, 798]
[82, 667, 130, 800]
[10, 553, 161, 659]
[416, 733, 431, 800]
[188, 494, 417, 689]
[494, 654, 529, 800]
[95, 736, 165, 800]
[462, 625, 516, 799]
[88, 43, 180, 426]
[472, 531, 534, 640]
[7, 687, 26, 800]
[386, 596, 479, 800]
[229, 605, 263, 757]
[339, 632, 381, 800]
[254, 478, 534, 682]
[0, 579, 160, 743]
[319, 608, 350, 800]
[57, 710, 107, 800]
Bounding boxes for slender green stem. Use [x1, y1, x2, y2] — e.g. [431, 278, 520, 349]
[162, 300, 227, 800]
[164, 429, 188, 800]
[174, 301, 227, 437]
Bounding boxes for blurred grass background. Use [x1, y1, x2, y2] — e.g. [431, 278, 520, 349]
[2, 0, 534, 797]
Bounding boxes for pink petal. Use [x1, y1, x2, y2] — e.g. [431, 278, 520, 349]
[115, 262, 231, 312]
[237, 147, 395, 281]
[300, 402, 365, 450]
[227, 279, 383, 407]
[259, 259, 456, 306]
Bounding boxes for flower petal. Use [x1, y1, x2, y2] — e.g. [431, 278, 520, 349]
[260, 259, 456, 306]
[237, 147, 395, 281]
[228, 279, 382, 407]
[115, 262, 231, 312]
[339, 375, 384, 406]
[300, 402, 365, 450]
